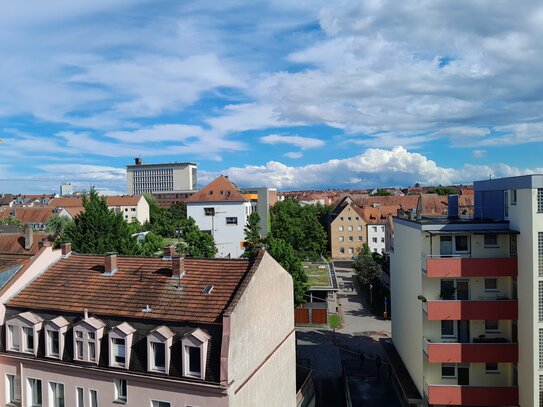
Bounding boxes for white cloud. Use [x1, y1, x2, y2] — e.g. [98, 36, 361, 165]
[472, 150, 486, 158]
[284, 151, 303, 159]
[260, 134, 325, 150]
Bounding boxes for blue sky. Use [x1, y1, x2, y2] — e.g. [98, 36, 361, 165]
[2, 0, 543, 193]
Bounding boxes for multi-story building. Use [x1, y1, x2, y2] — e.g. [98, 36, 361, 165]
[126, 157, 198, 196]
[240, 187, 277, 238]
[0, 245, 296, 407]
[328, 197, 366, 259]
[59, 183, 73, 196]
[388, 175, 543, 406]
[186, 176, 256, 259]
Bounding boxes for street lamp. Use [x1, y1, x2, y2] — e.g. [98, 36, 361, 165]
[369, 283, 373, 304]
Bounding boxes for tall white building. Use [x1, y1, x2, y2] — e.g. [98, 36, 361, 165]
[388, 175, 543, 407]
[126, 157, 197, 195]
[186, 176, 256, 258]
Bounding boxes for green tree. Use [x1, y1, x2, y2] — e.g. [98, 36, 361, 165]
[177, 217, 217, 258]
[44, 214, 74, 247]
[143, 193, 176, 237]
[267, 237, 308, 306]
[353, 243, 380, 284]
[137, 232, 164, 256]
[243, 211, 261, 258]
[270, 199, 327, 260]
[169, 202, 187, 222]
[373, 188, 393, 196]
[0, 216, 23, 228]
[313, 204, 333, 230]
[65, 189, 139, 255]
[430, 186, 459, 196]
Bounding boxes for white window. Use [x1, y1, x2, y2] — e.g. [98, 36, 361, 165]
[441, 364, 456, 377]
[511, 189, 517, 205]
[109, 323, 135, 369]
[204, 207, 215, 216]
[47, 330, 60, 358]
[112, 338, 126, 367]
[151, 342, 166, 372]
[6, 312, 43, 355]
[348, 226, 353, 231]
[485, 363, 499, 373]
[151, 401, 171, 407]
[226, 217, 238, 225]
[147, 326, 173, 374]
[338, 226, 344, 231]
[23, 326, 34, 352]
[75, 330, 84, 360]
[187, 346, 202, 377]
[89, 390, 98, 407]
[485, 320, 499, 332]
[349, 236, 353, 242]
[349, 248, 354, 254]
[338, 236, 344, 242]
[72, 318, 105, 364]
[76, 387, 84, 407]
[89, 341, 96, 362]
[6, 374, 20, 404]
[114, 379, 127, 404]
[484, 234, 498, 247]
[181, 329, 210, 380]
[485, 278, 498, 291]
[357, 226, 362, 231]
[7, 324, 20, 351]
[49, 382, 64, 407]
[339, 248, 345, 254]
[27, 378, 42, 407]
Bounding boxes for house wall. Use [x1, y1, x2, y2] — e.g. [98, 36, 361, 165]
[227, 252, 296, 407]
[390, 221, 424, 394]
[0, 356, 229, 407]
[367, 223, 386, 254]
[187, 202, 252, 258]
[329, 205, 366, 259]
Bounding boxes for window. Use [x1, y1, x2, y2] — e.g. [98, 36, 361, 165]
[540, 329, 543, 370]
[151, 401, 171, 407]
[355, 216, 359, 221]
[204, 207, 215, 216]
[151, 342, 166, 372]
[7, 324, 20, 351]
[47, 330, 60, 358]
[381, 237, 384, 242]
[349, 236, 353, 242]
[347, 217, 351, 221]
[485, 363, 499, 373]
[181, 329, 210, 380]
[485, 278, 498, 291]
[88, 341, 96, 362]
[76, 387, 84, 407]
[358, 236, 362, 241]
[372, 237, 377, 243]
[485, 320, 499, 332]
[339, 226, 344, 231]
[538, 189, 543, 212]
[23, 326, 34, 352]
[49, 382, 64, 407]
[89, 390, 98, 407]
[27, 378, 42, 407]
[441, 320, 455, 337]
[188, 346, 202, 376]
[348, 226, 353, 231]
[441, 364, 456, 377]
[540, 281, 543, 321]
[6, 374, 20, 404]
[455, 235, 468, 252]
[339, 248, 345, 254]
[484, 234, 498, 247]
[225, 217, 238, 225]
[114, 379, 127, 403]
[112, 338, 126, 367]
[372, 226, 377, 232]
[357, 226, 362, 231]
[338, 236, 344, 242]
[339, 216, 344, 221]
[75, 330, 84, 360]
[349, 248, 354, 254]
[511, 189, 517, 205]
[539, 233, 543, 277]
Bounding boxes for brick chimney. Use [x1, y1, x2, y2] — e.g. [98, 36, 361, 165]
[24, 224, 33, 250]
[163, 245, 175, 259]
[61, 242, 72, 257]
[104, 253, 118, 276]
[172, 255, 186, 280]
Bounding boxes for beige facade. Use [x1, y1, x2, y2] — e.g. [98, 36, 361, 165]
[126, 159, 198, 195]
[328, 198, 366, 259]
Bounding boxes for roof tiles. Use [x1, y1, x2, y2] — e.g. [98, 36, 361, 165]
[186, 176, 248, 203]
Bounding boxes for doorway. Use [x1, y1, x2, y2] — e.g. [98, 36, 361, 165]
[458, 321, 470, 343]
[457, 366, 470, 385]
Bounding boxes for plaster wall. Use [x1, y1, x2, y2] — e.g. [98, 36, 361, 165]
[330, 205, 366, 259]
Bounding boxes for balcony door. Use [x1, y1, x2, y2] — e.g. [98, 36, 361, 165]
[456, 280, 469, 300]
[457, 365, 469, 385]
[458, 321, 470, 343]
[440, 236, 453, 257]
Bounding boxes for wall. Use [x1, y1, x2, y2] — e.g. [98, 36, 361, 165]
[390, 221, 424, 393]
[227, 252, 296, 407]
[187, 202, 252, 258]
[329, 205, 366, 259]
[367, 223, 386, 254]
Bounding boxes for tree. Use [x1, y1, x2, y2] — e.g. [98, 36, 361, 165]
[267, 237, 308, 306]
[45, 214, 74, 247]
[270, 199, 327, 260]
[353, 243, 380, 284]
[143, 193, 176, 237]
[313, 204, 333, 230]
[137, 232, 164, 256]
[243, 211, 261, 258]
[177, 217, 217, 258]
[430, 186, 459, 196]
[373, 189, 393, 196]
[169, 202, 187, 222]
[0, 216, 23, 228]
[65, 189, 139, 255]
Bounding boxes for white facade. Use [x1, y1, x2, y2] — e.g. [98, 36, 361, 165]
[187, 201, 255, 258]
[367, 223, 386, 254]
[127, 161, 197, 195]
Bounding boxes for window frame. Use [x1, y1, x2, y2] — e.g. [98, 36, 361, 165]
[48, 381, 65, 407]
[89, 389, 98, 407]
[27, 377, 42, 407]
[441, 364, 456, 378]
[76, 387, 84, 407]
[225, 217, 238, 225]
[485, 362, 499, 374]
[484, 278, 499, 292]
[72, 319, 105, 365]
[484, 234, 498, 248]
[6, 374, 20, 404]
[203, 207, 215, 216]
[181, 329, 210, 380]
[441, 320, 456, 338]
[147, 327, 174, 374]
[485, 320, 500, 332]
[151, 401, 171, 407]
[114, 379, 127, 404]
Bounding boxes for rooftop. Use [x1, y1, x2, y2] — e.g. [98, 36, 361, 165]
[186, 175, 248, 203]
[8, 252, 259, 324]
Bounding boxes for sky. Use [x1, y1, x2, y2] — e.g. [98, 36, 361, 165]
[2, 0, 543, 194]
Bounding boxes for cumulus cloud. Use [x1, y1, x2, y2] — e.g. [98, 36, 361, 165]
[260, 134, 325, 150]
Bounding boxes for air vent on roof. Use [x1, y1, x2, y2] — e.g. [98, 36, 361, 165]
[202, 285, 214, 295]
[141, 304, 152, 313]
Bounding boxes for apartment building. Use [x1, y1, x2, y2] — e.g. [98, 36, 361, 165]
[388, 175, 543, 406]
[241, 187, 277, 238]
[126, 157, 198, 196]
[186, 176, 256, 259]
[328, 197, 366, 259]
[0, 246, 296, 407]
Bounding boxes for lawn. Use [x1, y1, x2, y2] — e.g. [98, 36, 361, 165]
[303, 263, 331, 287]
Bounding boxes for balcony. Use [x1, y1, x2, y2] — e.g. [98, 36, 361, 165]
[423, 338, 518, 363]
[426, 383, 518, 406]
[422, 255, 517, 278]
[423, 300, 518, 320]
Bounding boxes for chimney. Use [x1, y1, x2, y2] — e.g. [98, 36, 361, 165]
[39, 238, 51, 248]
[448, 195, 459, 219]
[162, 245, 175, 260]
[135, 156, 142, 165]
[104, 252, 118, 276]
[172, 255, 186, 280]
[84, 308, 89, 320]
[24, 224, 33, 250]
[61, 242, 72, 257]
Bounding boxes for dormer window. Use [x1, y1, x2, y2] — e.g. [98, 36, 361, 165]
[147, 326, 174, 374]
[109, 322, 136, 369]
[181, 328, 211, 380]
[5, 311, 43, 356]
[72, 315, 105, 364]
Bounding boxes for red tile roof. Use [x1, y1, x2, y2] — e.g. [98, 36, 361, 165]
[186, 176, 248, 203]
[49, 195, 142, 207]
[8, 253, 256, 324]
[0, 254, 31, 274]
[0, 208, 57, 224]
[0, 233, 53, 255]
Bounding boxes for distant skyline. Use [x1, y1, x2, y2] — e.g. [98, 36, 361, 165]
[1, 1, 543, 194]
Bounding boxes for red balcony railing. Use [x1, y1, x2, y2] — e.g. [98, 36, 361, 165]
[423, 256, 517, 278]
[425, 300, 518, 320]
[423, 339, 518, 363]
[427, 384, 518, 406]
